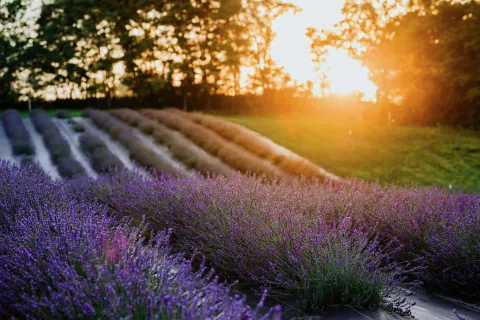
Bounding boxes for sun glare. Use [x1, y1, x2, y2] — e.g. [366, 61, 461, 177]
[271, 0, 377, 100]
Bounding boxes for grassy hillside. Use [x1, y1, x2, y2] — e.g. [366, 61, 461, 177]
[221, 114, 480, 191]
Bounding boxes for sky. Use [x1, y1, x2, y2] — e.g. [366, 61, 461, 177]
[270, 0, 377, 99]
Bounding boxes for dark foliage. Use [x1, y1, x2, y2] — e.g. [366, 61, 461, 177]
[55, 109, 70, 118]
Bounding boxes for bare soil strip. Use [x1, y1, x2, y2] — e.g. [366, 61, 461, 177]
[23, 118, 61, 179]
[54, 119, 97, 178]
[131, 128, 191, 176]
[0, 122, 16, 164]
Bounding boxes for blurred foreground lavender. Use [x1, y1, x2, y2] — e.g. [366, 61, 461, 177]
[0, 162, 279, 319]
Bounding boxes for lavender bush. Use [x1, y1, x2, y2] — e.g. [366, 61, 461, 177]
[186, 110, 338, 181]
[141, 109, 287, 179]
[85, 109, 179, 174]
[0, 162, 280, 319]
[30, 109, 86, 178]
[70, 169, 480, 305]
[111, 109, 235, 176]
[1, 109, 34, 155]
[68, 171, 402, 310]
[79, 132, 125, 173]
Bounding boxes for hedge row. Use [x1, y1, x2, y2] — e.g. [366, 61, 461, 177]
[84, 109, 179, 175]
[186, 111, 340, 182]
[141, 109, 286, 179]
[111, 109, 234, 176]
[30, 109, 85, 178]
[79, 132, 125, 174]
[1, 109, 34, 155]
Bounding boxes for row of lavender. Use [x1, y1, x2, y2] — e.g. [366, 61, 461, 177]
[68, 165, 480, 310]
[30, 109, 87, 177]
[1, 109, 34, 163]
[143, 108, 339, 181]
[3, 109, 478, 313]
[85, 108, 480, 305]
[0, 162, 279, 319]
[1, 109, 124, 178]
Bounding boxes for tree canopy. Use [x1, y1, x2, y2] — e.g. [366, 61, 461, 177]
[309, 0, 480, 127]
[0, 0, 299, 107]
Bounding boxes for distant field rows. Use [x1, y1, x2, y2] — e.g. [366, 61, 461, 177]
[0, 109, 338, 182]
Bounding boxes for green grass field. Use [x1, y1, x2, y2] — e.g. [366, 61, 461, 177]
[18, 109, 84, 118]
[221, 114, 480, 191]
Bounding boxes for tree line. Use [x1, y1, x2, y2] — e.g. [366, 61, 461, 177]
[308, 0, 480, 127]
[1, 0, 480, 128]
[1, 0, 301, 106]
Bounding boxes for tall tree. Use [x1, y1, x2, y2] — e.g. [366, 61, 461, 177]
[309, 0, 480, 127]
[0, 0, 31, 103]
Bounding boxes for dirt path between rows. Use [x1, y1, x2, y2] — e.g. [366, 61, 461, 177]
[132, 128, 192, 176]
[77, 118, 147, 177]
[23, 118, 61, 179]
[54, 119, 97, 178]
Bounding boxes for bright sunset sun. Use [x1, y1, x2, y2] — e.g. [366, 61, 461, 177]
[271, 0, 377, 100]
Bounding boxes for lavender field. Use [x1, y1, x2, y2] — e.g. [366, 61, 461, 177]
[0, 108, 479, 319]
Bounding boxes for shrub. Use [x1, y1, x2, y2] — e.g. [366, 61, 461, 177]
[0, 162, 279, 319]
[1, 109, 34, 155]
[79, 132, 125, 173]
[86, 109, 179, 174]
[71, 167, 480, 305]
[71, 170, 404, 311]
[55, 109, 70, 118]
[141, 109, 286, 179]
[73, 123, 85, 132]
[112, 109, 234, 176]
[187, 111, 339, 182]
[31, 109, 85, 178]
[56, 156, 87, 178]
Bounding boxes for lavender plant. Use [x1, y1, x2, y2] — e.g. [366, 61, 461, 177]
[30, 109, 86, 178]
[69, 170, 402, 310]
[186, 110, 338, 181]
[85, 109, 179, 174]
[1, 109, 34, 155]
[141, 109, 287, 179]
[0, 162, 281, 319]
[111, 109, 235, 176]
[79, 132, 125, 173]
[72, 168, 480, 305]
